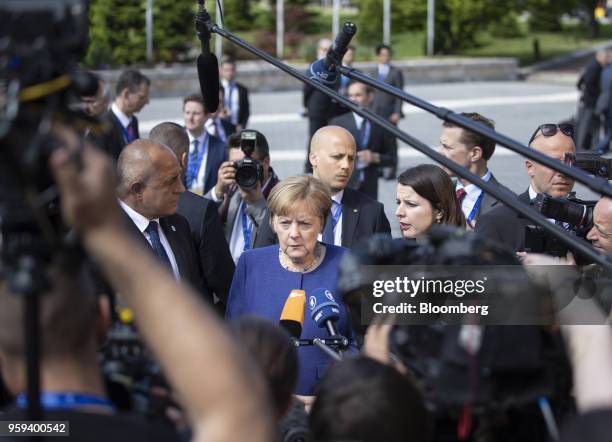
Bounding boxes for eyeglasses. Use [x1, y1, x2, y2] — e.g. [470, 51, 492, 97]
[528, 123, 574, 145]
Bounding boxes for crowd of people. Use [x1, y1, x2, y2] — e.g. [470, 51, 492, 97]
[1, 46, 612, 442]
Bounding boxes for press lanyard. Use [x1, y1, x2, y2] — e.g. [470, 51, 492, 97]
[241, 202, 253, 251]
[331, 203, 343, 231]
[358, 120, 371, 150]
[467, 192, 485, 225]
[17, 392, 115, 412]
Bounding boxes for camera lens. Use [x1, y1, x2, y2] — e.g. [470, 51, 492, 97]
[235, 160, 259, 188]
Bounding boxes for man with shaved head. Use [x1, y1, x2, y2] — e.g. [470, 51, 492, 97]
[117, 139, 208, 300]
[149, 122, 234, 311]
[309, 125, 391, 248]
[587, 197, 612, 255]
[476, 123, 576, 252]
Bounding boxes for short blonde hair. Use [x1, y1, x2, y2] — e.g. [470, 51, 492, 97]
[267, 175, 332, 225]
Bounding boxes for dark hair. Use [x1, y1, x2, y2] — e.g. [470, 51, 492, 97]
[347, 81, 373, 94]
[149, 122, 189, 158]
[230, 317, 298, 417]
[347, 45, 355, 52]
[375, 44, 392, 55]
[115, 69, 150, 96]
[310, 356, 432, 442]
[398, 164, 465, 227]
[227, 133, 241, 150]
[0, 256, 97, 361]
[238, 129, 270, 159]
[183, 93, 207, 111]
[221, 55, 236, 66]
[442, 112, 496, 160]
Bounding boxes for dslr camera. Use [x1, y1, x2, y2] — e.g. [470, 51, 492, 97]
[234, 130, 263, 188]
[525, 193, 596, 258]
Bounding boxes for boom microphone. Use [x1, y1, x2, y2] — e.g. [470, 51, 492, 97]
[196, 0, 220, 113]
[279, 289, 306, 339]
[308, 22, 357, 86]
[308, 288, 341, 337]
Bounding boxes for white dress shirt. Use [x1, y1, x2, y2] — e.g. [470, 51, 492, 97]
[187, 131, 209, 195]
[111, 103, 133, 143]
[455, 170, 492, 222]
[119, 200, 180, 280]
[378, 63, 390, 80]
[221, 79, 239, 126]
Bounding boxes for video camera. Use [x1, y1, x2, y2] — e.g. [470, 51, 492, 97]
[338, 228, 571, 438]
[234, 130, 263, 188]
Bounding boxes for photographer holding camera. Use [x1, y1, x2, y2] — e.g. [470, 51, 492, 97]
[206, 130, 279, 263]
[476, 123, 576, 253]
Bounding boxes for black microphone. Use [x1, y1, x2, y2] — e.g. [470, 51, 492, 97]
[308, 22, 357, 86]
[196, 0, 220, 113]
[308, 288, 341, 337]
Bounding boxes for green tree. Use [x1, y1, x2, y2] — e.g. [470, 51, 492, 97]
[85, 0, 195, 67]
[357, 0, 407, 44]
[399, 0, 522, 54]
[223, 0, 253, 31]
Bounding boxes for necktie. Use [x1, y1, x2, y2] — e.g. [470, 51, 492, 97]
[187, 139, 200, 188]
[456, 188, 467, 206]
[145, 221, 172, 269]
[322, 201, 341, 244]
[358, 120, 369, 150]
[126, 120, 137, 142]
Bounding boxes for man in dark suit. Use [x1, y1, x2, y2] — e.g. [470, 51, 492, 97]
[476, 124, 576, 252]
[220, 57, 250, 131]
[183, 93, 228, 196]
[205, 84, 237, 143]
[303, 38, 343, 173]
[309, 126, 391, 249]
[149, 122, 235, 309]
[330, 81, 394, 200]
[372, 44, 404, 179]
[206, 131, 280, 263]
[438, 112, 514, 228]
[96, 69, 150, 160]
[116, 139, 211, 303]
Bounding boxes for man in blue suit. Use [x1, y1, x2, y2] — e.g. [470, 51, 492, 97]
[183, 93, 227, 195]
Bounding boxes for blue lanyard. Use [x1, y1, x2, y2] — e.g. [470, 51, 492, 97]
[331, 203, 343, 230]
[467, 191, 485, 224]
[241, 202, 253, 251]
[465, 173, 491, 224]
[358, 121, 371, 150]
[17, 392, 114, 411]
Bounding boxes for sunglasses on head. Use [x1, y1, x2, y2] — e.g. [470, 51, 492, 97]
[528, 123, 574, 145]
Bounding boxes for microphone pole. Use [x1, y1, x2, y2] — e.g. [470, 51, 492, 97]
[206, 22, 612, 269]
[337, 63, 612, 199]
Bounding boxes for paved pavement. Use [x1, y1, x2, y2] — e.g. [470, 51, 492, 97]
[138, 81, 604, 237]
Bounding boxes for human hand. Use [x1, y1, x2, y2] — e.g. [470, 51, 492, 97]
[215, 161, 237, 199]
[238, 179, 263, 205]
[389, 113, 401, 125]
[357, 149, 377, 166]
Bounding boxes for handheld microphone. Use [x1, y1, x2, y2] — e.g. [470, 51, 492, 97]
[308, 288, 341, 337]
[196, 0, 220, 113]
[308, 22, 357, 86]
[279, 289, 306, 339]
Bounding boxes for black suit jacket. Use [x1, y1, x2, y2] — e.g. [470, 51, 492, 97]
[177, 191, 235, 308]
[475, 190, 531, 252]
[122, 209, 212, 304]
[222, 82, 250, 128]
[340, 188, 392, 248]
[95, 110, 139, 160]
[329, 112, 393, 200]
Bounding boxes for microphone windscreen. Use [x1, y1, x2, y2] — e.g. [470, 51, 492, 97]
[308, 58, 337, 86]
[197, 52, 220, 113]
[308, 288, 340, 328]
[280, 289, 306, 339]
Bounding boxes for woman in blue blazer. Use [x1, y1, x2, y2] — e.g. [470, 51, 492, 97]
[226, 175, 354, 397]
